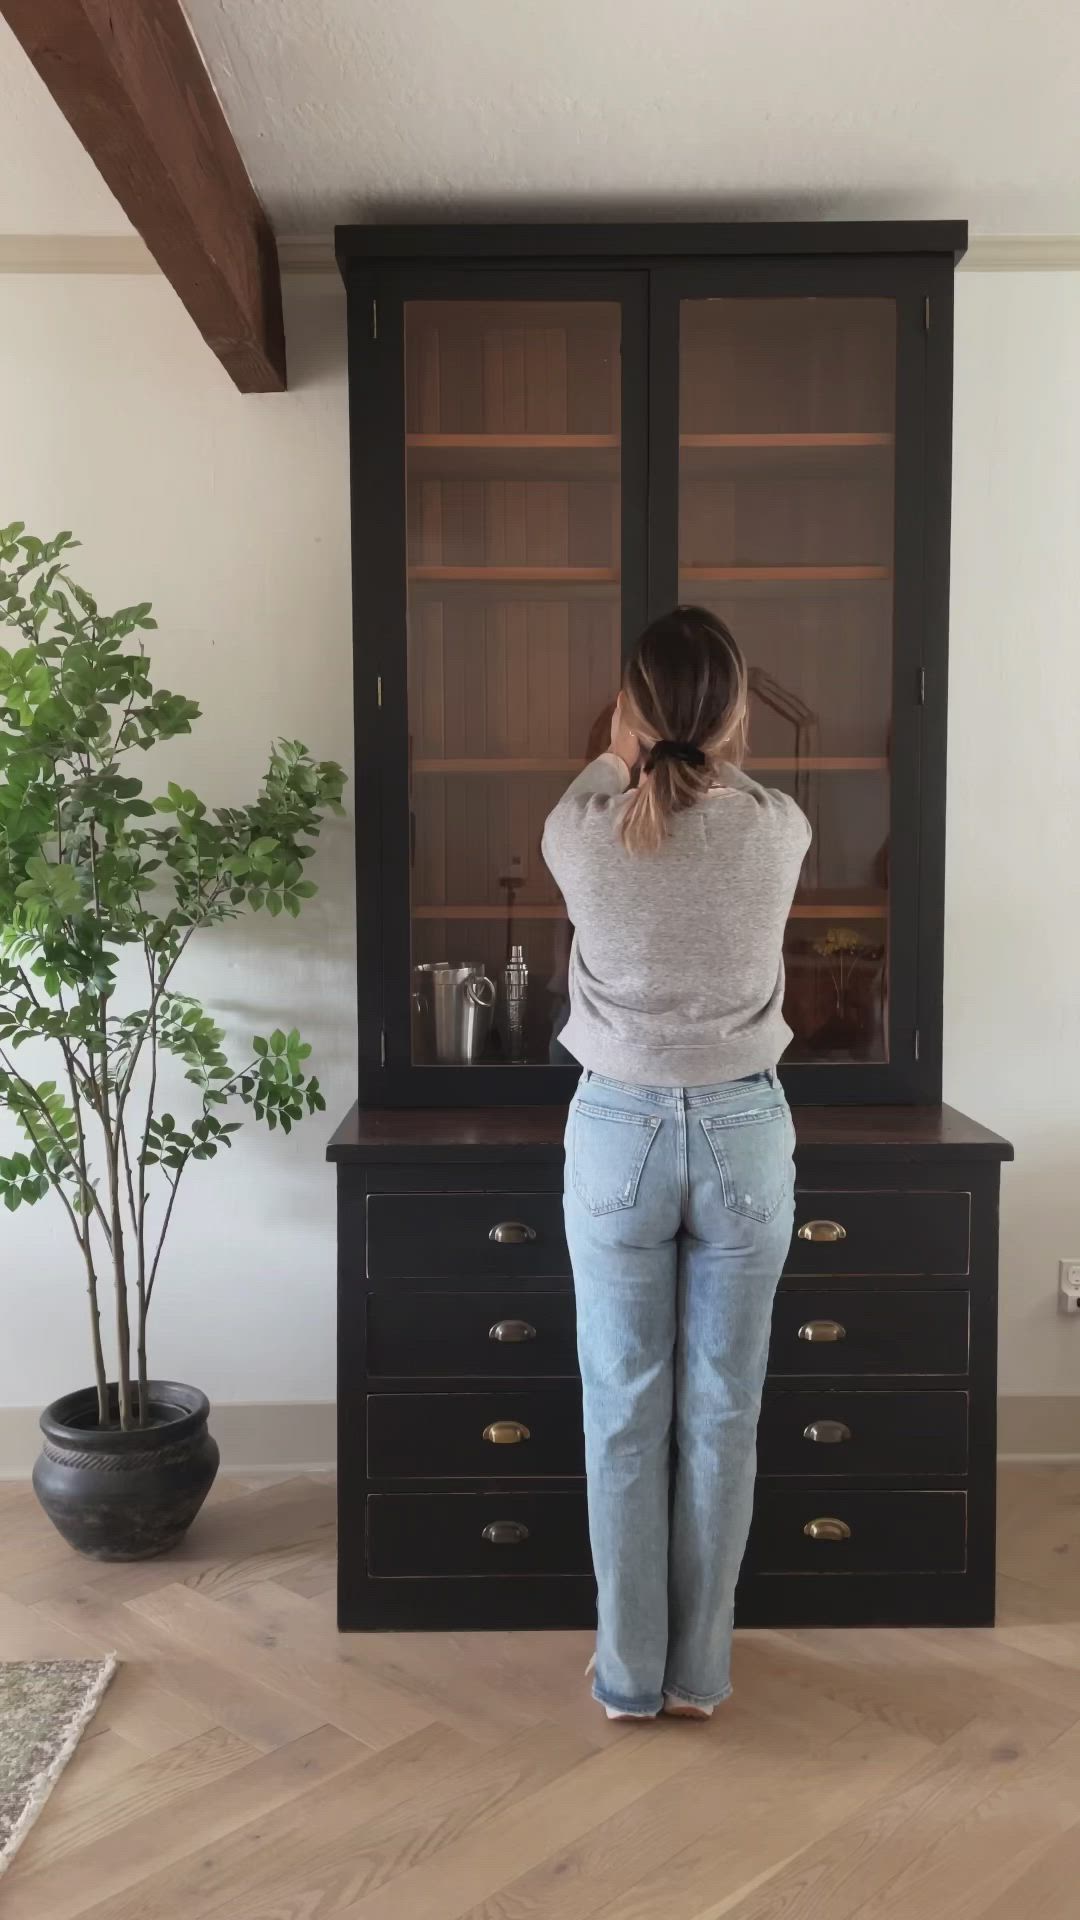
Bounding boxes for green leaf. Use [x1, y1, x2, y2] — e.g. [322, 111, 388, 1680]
[270, 1029, 286, 1056]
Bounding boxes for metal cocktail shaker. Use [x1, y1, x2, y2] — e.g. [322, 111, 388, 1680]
[504, 944, 528, 1063]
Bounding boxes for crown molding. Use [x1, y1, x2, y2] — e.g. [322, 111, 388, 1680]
[277, 234, 337, 273]
[1, 232, 1079, 278]
[962, 234, 1080, 272]
[0, 234, 157, 272]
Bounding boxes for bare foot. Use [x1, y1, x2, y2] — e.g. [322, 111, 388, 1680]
[663, 1701, 712, 1719]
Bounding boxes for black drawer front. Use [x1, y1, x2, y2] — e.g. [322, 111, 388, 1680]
[757, 1390, 969, 1476]
[769, 1289, 970, 1377]
[788, 1191, 970, 1277]
[747, 1488, 967, 1574]
[367, 1192, 568, 1280]
[367, 1290, 577, 1378]
[367, 1491, 592, 1578]
[367, 1387, 584, 1479]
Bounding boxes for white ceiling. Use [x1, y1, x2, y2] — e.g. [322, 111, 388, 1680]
[2, 0, 1079, 238]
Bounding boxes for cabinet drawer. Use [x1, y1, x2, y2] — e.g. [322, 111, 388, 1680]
[747, 1488, 967, 1574]
[788, 1192, 970, 1277]
[768, 1289, 969, 1377]
[367, 1387, 584, 1479]
[367, 1290, 577, 1378]
[757, 1390, 968, 1476]
[366, 1192, 568, 1280]
[367, 1491, 592, 1578]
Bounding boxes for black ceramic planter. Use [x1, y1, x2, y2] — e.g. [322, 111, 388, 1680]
[33, 1381, 220, 1561]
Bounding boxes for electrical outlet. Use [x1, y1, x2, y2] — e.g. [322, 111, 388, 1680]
[1059, 1259, 1080, 1316]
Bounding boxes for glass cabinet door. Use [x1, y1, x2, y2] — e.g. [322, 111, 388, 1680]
[404, 296, 629, 1068]
[674, 293, 898, 1066]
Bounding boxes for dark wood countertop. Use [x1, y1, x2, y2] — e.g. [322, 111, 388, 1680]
[328, 1102, 1013, 1165]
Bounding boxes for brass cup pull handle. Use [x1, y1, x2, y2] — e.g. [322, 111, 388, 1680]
[482, 1520, 529, 1546]
[803, 1516, 852, 1542]
[803, 1420, 852, 1445]
[489, 1319, 537, 1343]
[483, 1420, 531, 1446]
[489, 1221, 537, 1245]
[798, 1320, 847, 1344]
[798, 1219, 847, 1243]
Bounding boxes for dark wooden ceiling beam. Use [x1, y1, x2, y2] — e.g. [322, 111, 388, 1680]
[1, 0, 285, 392]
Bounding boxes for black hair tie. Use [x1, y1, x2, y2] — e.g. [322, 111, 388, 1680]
[645, 739, 707, 771]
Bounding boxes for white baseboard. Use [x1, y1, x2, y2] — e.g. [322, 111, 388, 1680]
[996, 1396, 1080, 1462]
[0, 1400, 336, 1478]
[1, 1394, 1076, 1478]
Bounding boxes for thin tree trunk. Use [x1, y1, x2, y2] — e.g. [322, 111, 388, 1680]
[135, 988, 158, 1429]
[102, 1105, 132, 1429]
[136, 1270, 148, 1425]
[83, 1236, 108, 1427]
[108, 1163, 132, 1429]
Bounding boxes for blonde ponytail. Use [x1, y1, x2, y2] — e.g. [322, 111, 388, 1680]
[617, 606, 749, 854]
[620, 755, 713, 853]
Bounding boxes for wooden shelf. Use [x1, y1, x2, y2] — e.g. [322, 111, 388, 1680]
[750, 756, 887, 772]
[680, 565, 893, 602]
[410, 566, 617, 583]
[407, 433, 620, 479]
[413, 904, 566, 921]
[414, 757, 582, 775]
[790, 890, 888, 921]
[680, 433, 894, 449]
[413, 756, 887, 775]
[681, 433, 894, 479]
[413, 895, 886, 922]
[409, 565, 619, 602]
[682, 566, 890, 583]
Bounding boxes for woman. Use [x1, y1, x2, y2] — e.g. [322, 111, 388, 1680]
[541, 606, 810, 1722]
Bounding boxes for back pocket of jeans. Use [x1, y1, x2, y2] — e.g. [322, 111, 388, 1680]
[571, 1102, 661, 1216]
[700, 1107, 792, 1223]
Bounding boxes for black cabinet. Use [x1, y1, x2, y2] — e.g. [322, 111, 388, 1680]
[331, 222, 1011, 1637]
[331, 1104, 1010, 1632]
[335, 221, 967, 1107]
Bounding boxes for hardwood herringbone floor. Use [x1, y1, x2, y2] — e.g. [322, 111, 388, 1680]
[2, 1464, 1079, 1918]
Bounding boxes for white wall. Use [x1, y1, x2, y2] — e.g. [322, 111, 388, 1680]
[0, 264, 1077, 1439]
[0, 272, 355, 1416]
[947, 271, 1080, 1400]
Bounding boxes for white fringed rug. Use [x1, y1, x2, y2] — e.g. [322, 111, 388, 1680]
[0, 1657, 117, 1875]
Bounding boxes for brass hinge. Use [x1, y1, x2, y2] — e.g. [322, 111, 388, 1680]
[376, 673, 383, 708]
[372, 297, 378, 340]
[917, 666, 926, 705]
[924, 295, 931, 332]
[913, 1028, 921, 1062]
[380, 1026, 388, 1067]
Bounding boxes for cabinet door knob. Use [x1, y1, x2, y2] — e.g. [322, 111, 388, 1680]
[798, 1319, 847, 1343]
[798, 1219, 847, 1243]
[489, 1221, 537, 1245]
[489, 1319, 537, 1343]
[803, 1419, 852, 1445]
[483, 1420, 531, 1446]
[803, 1516, 852, 1542]
[482, 1520, 529, 1546]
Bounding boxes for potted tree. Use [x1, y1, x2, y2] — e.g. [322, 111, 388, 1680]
[0, 523, 346, 1559]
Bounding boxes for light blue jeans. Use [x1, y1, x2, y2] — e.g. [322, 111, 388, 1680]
[564, 1069, 795, 1716]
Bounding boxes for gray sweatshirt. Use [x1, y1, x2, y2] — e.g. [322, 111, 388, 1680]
[541, 754, 811, 1086]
